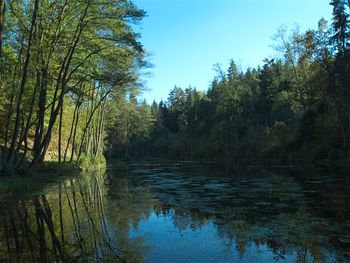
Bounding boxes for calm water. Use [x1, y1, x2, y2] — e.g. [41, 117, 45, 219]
[0, 162, 349, 262]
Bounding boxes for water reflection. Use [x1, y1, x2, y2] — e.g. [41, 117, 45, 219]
[0, 163, 349, 262]
[0, 171, 148, 262]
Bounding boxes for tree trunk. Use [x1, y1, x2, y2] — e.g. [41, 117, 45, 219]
[95, 100, 106, 157]
[32, 2, 90, 166]
[77, 89, 111, 161]
[33, 68, 48, 158]
[64, 96, 80, 162]
[17, 64, 41, 165]
[33, 0, 68, 159]
[8, 0, 39, 164]
[0, 0, 5, 59]
[58, 101, 63, 163]
[69, 105, 80, 163]
[3, 37, 24, 165]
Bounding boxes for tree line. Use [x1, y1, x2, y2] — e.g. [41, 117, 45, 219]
[0, 0, 147, 175]
[0, 0, 349, 173]
[108, 0, 350, 166]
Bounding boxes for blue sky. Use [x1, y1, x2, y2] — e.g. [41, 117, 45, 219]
[133, 0, 333, 103]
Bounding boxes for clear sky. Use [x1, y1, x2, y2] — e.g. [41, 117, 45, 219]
[133, 0, 333, 103]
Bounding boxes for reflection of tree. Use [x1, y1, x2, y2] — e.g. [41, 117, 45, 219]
[103, 177, 160, 262]
[120, 164, 349, 262]
[34, 195, 65, 262]
[209, 187, 348, 262]
[0, 171, 147, 262]
[0, 165, 349, 262]
[173, 210, 191, 232]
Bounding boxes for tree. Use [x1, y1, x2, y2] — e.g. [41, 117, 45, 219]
[330, 0, 350, 53]
[0, 0, 147, 173]
[327, 0, 350, 149]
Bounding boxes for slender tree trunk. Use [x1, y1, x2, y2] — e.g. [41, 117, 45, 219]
[0, 0, 7, 167]
[33, 68, 48, 158]
[17, 65, 41, 165]
[3, 37, 24, 165]
[8, 0, 39, 164]
[77, 89, 111, 161]
[33, 0, 67, 159]
[32, 2, 90, 166]
[63, 96, 80, 162]
[0, 0, 5, 59]
[18, 109, 26, 156]
[95, 101, 106, 157]
[69, 105, 80, 162]
[58, 100, 63, 163]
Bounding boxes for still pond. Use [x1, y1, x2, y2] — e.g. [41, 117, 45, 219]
[0, 162, 349, 262]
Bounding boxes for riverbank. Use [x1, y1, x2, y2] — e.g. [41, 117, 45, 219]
[0, 154, 106, 195]
[0, 162, 80, 198]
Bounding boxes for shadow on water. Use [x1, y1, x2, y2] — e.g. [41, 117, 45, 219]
[0, 161, 349, 262]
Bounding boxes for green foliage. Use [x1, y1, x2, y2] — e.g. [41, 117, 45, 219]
[0, 0, 147, 174]
[78, 154, 107, 171]
[271, 121, 290, 148]
[106, 93, 154, 158]
[0, 161, 79, 194]
[107, 3, 350, 165]
[1, 0, 349, 171]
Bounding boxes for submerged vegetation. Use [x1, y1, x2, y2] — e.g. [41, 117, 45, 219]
[0, 162, 348, 262]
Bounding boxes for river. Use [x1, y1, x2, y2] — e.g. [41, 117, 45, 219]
[0, 161, 349, 262]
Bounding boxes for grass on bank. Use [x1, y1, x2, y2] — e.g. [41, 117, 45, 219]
[0, 161, 80, 197]
[0, 154, 106, 196]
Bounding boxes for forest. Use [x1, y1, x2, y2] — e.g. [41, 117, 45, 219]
[0, 1, 349, 262]
[108, 3, 350, 167]
[0, 0, 147, 175]
[0, 0, 349, 175]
